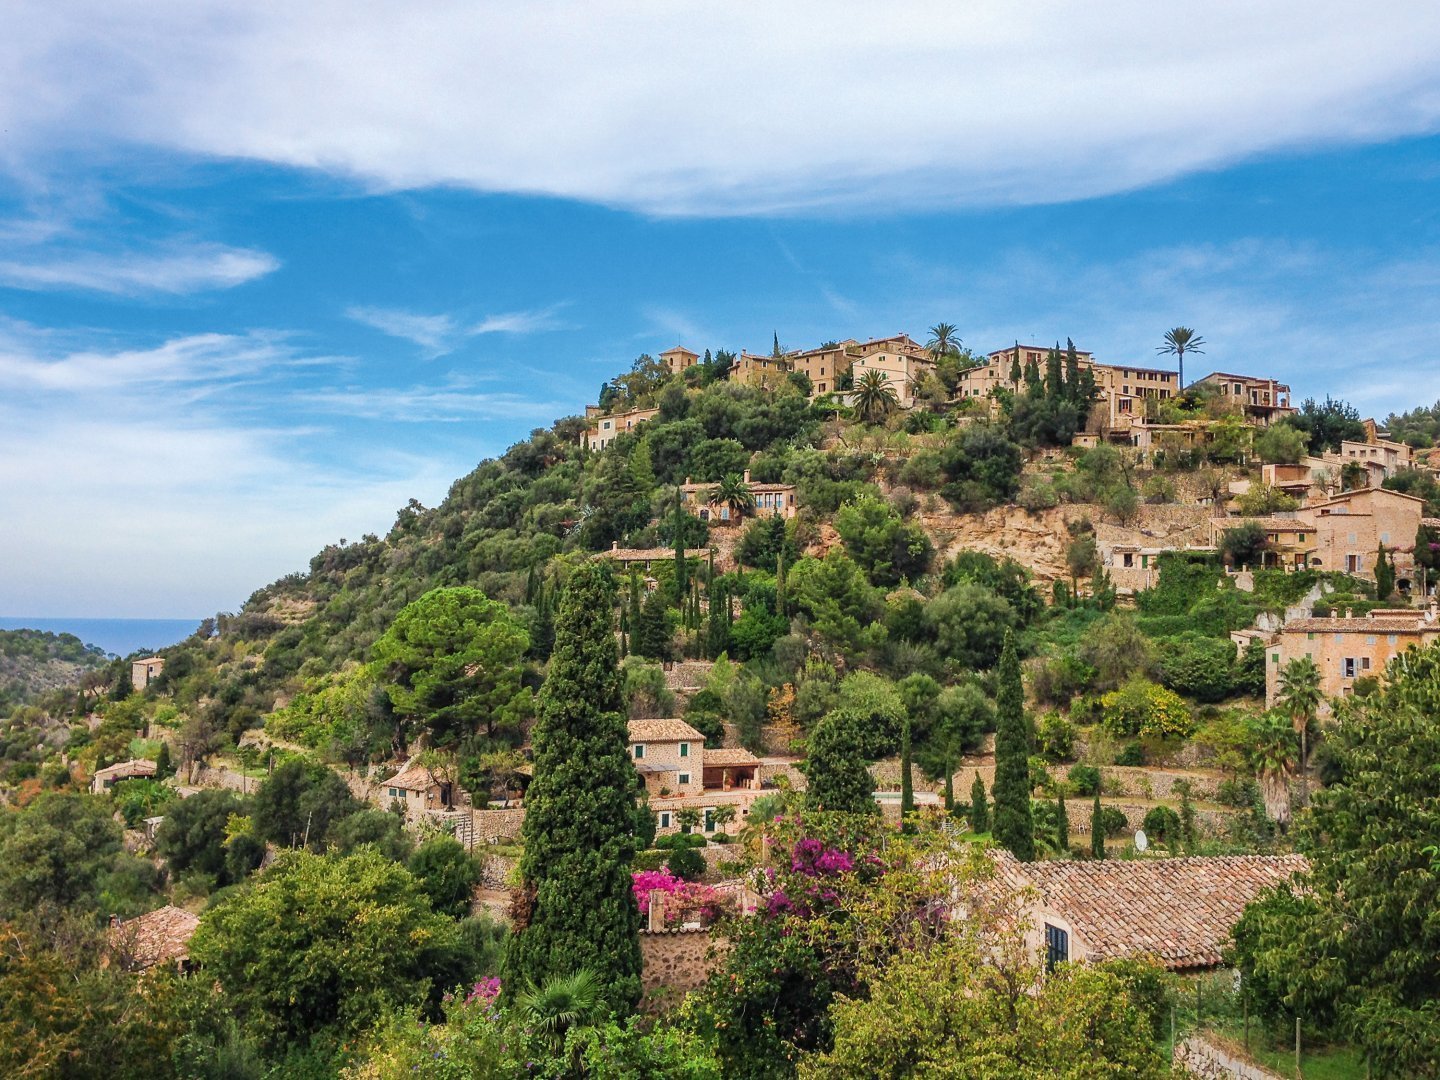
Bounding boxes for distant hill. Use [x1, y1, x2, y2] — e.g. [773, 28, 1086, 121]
[0, 628, 109, 713]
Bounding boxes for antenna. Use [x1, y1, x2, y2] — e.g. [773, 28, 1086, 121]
[1134, 829, 1149, 853]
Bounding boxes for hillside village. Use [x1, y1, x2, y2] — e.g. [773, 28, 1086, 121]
[3, 325, 1440, 1077]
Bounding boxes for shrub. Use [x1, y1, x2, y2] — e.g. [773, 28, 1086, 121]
[1097, 805, 1129, 838]
[666, 845, 705, 881]
[1115, 743, 1145, 767]
[1067, 764, 1101, 796]
[1100, 679, 1193, 741]
[1141, 805, 1182, 846]
[1036, 712, 1076, 763]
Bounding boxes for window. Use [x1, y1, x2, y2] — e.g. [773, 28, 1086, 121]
[1044, 924, 1069, 971]
[679, 742, 689, 758]
[704, 809, 715, 832]
[1388, 634, 1398, 645]
[1270, 652, 1280, 665]
[659, 811, 672, 829]
[389, 788, 399, 798]
[633, 743, 645, 759]
[1362, 657, 1372, 671]
[678, 772, 691, 786]
[1343, 658, 1357, 678]
[1346, 554, 1362, 573]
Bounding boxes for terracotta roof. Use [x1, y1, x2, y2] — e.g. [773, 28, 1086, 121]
[1220, 517, 1312, 532]
[108, 905, 200, 970]
[385, 760, 444, 792]
[1283, 616, 1439, 634]
[703, 748, 762, 767]
[93, 759, 156, 781]
[998, 854, 1307, 970]
[629, 718, 704, 743]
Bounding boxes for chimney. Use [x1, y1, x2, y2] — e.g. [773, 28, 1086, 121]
[611, 541, 619, 551]
[1344, 608, 1352, 620]
[743, 469, 751, 484]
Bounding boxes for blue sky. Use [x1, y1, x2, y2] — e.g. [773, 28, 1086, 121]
[3, 3, 1440, 618]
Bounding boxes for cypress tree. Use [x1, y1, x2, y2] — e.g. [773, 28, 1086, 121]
[1056, 790, 1069, 855]
[991, 631, 1035, 861]
[775, 552, 787, 618]
[706, 580, 730, 659]
[1064, 338, 1080, 401]
[1044, 345, 1063, 399]
[1375, 543, 1394, 601]
[899, 718, 914, 829]
[969, 773, 989, 833]
[634, 586, 672, 661]
[804, 709, 877, 814]
[1091, 791, 1105, 859]
[673, 490, 687, 604]
[154, 740, 173, 780]
[504, 561, 642, 1013]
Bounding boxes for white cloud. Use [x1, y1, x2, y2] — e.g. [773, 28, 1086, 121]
[347, 304, 564, 355]
[301, 383, 565, 423]
[4, 3, 1439, 214]
[0, 240, 278, 294]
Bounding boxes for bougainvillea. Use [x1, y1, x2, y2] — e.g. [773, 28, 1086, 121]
[631, 868, 724, 923]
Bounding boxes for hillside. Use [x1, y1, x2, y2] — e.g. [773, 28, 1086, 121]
[0, 628, 108, 714]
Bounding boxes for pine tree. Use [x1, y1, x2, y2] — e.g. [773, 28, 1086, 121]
[634, 587, 672, 661]
[1091, 791, 1105, 859]
[1055, 790, 1069, 855]
[991, 632, 1035, 861]
[969, 773, 989, 833]
[504, 561, 642, 1014]
[899, 718, 914, 830]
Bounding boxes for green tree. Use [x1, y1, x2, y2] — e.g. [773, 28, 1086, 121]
[804, 708, 878, 815]
[632, 586, 673, 661]
[991, 633, 1034, 861]
[899, 718, 914, 827]
[189, 848, 471, 1051]
[786, 551, 884, 653]
[1230, 645, 1440, 1076]
[371, 587, 532, 750]
[968, 774, 989, 833]
[852, 369, 899, 423]
[505, 561, 642, 1015]
[252, 759, 360, 851]
[408, 834, 480, 920]
[0, 792, 122, 918]
[711, 473, 756, 519]
[1219, 521, 1269, 568]
[155, 787, 252, 884]
[1055, 790, 1069, 854]
[1088, 791, 1106, 858]
[1254, 423, 1308, 464]
[918, 684, 992, 812]
[1156, 326, 1205, 390]
[1374, 543, 1395, 601]
[833, 494, 932, 586]
[921, 582, 1016, 669]
[925, 322, 961, 361]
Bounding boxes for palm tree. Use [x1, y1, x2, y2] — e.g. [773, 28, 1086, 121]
[1250, 712, 1297, 830]
[710, 473, 755, 521]
[852, 369, 899, 423]
[926, 322, 961, 361]
[516, 969, 602, 1056]
[1157, 327, 1205, 391]
[1277, 656, 1323, 805]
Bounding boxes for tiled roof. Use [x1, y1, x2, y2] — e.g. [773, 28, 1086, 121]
[1219, 516, 1312, 532]
[385, 760, 443, 792]
[108, 905, 200, 969]
[998, 854, 1307, 970]
[702, 748, 762, 767]
[93, 759, 156, 781]
[629, 718, 704, 743]
[1283, 616, 1439, 634]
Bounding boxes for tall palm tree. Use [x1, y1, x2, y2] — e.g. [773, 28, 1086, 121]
[711, 473, 755, 520]
[852, 368, 899, 423]
[1250, 712, 1297, 830]
[926, 322, 961, 361]
[1157, 327, 1205, 392]
[516, 969, 602, 1055]
[1277, 656, 1323, 805]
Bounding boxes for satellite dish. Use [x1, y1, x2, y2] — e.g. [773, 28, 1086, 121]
[1134, 829, 1149, 852]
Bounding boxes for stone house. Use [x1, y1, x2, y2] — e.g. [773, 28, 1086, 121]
[1192, 372, 1294, 425]
[1336, 437, 1412, 480]
[582, 405, 660, 451]
[1308, 487, 1425, 580]
[604, 542, 711, 579]
[993, 853, 1307, 971]
[381, 758, 458, 820]
[131, 656, 164, 691]
[1265, 606, 1440, 708]
[787, 339, 858, 396]
[106, 905, 200, 972]
[680, 469, 797, 523]
[727, 351, 791, 389]
[1211, 515, 1316, 569]
[629, 718, 705, 798]
[845, 334, 935, 407]
[91, 758, 156, 795]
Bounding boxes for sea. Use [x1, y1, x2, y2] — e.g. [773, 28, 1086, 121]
[0, 617, 202, 658]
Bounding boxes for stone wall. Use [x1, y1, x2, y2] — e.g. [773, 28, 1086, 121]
[472, 807, 525, 842]
[479, 854, 517, 890]
[1173, 1035, 1286, 1079]
[639, 928, 727, 1010]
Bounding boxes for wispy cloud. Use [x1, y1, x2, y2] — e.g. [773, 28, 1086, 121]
[0, 240, 279, 295]
[346, 303, 565, 355]
[4, 4, 1440, 214]
[300, 382, 564, 422]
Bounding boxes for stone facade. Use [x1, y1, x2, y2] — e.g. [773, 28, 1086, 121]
[639, 928, 726, 1010]
[472, 807, 526, 842]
